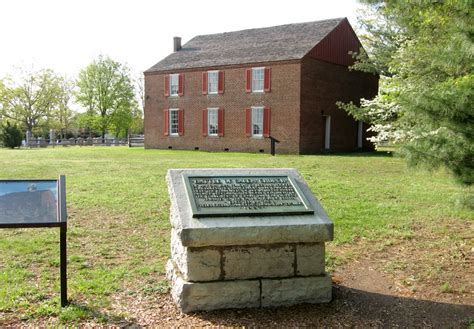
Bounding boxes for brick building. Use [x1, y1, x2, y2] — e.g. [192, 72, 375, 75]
[144, 18, 378, 154]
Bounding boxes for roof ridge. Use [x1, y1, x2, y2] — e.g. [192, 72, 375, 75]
[188, 17, 346, 41]
[145, 17, 349, 73]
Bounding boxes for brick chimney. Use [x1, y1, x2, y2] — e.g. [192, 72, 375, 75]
[173, 37, 181, 52]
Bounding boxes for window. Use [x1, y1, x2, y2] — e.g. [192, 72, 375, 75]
[203, 71, 224, 95]
[208, 71, 218, 94]
[245, 107, 270, 137]
[208, 108, 218, 136]
[202, 108, 224, 137]
[169, 109, 179, 135]
[169, 74, 179, 96]
[252, 68, 264, 92]
[251, 106, 264, 137]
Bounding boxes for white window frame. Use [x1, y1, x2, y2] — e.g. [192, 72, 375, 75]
[207, 108, 219, 136]
[251, 67, 264, 93]
[169, 108, 179, 136]
[169, 74, 179, 96]
[207, 71, 219, 95]
[251, 106, 264, 137]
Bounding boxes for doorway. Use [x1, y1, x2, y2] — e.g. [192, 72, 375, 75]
[323, 115, 331, 150]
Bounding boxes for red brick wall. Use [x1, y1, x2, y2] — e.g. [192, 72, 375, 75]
[299, 57, 378, 153]
[144, 62, 301, 154]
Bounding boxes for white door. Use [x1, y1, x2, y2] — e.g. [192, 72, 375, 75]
[324, 115, 331, 150]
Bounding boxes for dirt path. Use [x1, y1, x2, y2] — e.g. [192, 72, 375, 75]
[2, 256, 472, 327]
[97, 257, 473, 328]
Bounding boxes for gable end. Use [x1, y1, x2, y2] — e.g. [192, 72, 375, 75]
[306, 18, 362, 66]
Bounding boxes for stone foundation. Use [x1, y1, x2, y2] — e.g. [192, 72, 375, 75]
[166, 169, 334, 313]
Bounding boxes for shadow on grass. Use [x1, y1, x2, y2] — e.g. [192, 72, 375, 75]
[59, 301, 136, 326]
[322, 150, 395, 157]
[191, 285, 473, 327]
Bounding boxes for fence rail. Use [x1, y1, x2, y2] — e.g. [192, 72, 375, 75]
[24, 137, 143, 148]
[128, 137, 145, 147]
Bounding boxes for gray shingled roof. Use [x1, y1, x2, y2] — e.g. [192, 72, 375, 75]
[145, 18, 345, 73]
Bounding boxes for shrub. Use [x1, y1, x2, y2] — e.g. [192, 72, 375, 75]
[1, 122, 23, 148]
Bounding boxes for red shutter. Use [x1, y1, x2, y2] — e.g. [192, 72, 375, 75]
[202, 109, 208, 136]
[245, 69, 252, 93]
[263, 107, 270, 137]
[164, 75, 170, 97]
[264, 67, 271, 92]
[218, 108, 224, 137]
[178, 73, 184, 96]
[163, 109, 169, 136]
[245, 108, 251, 136]
[178, 109, 184, 135]
[202, 72, 208, 95]
[218, 71, 225, 94]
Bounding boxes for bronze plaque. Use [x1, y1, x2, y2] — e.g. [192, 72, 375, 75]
[184, 175, 314, 218]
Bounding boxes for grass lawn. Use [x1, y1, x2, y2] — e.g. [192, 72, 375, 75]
[0, 147, 472, 324]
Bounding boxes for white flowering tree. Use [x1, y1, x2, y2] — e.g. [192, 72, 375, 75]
[340, 1, 473, 187]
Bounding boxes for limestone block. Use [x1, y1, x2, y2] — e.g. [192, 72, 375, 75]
[166, 259, 176, 281]
[223, 245, 294, 280]
[168, 263, 260, 313]
[261, 275, 332, 307]
[296, 243, 325, 276]
[171, 229, 221, 282]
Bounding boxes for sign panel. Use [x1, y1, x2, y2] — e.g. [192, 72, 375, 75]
[0, 180, 58, 224]
[184, 175, 314, 218]
[0, 176, 68, 307]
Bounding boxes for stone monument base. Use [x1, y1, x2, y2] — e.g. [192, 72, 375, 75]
[167, 260, 332, 313]
[166, 169, 334, 313]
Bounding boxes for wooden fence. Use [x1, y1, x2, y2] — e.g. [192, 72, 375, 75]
[25, 136, 144, 148]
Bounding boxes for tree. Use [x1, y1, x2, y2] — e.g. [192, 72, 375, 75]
[49, 77, 75, 139]
[0, 68, 64, 134]
[341, 1, 473, 186]
[76, 56, 137, 140]
[1, 121, 22, 148]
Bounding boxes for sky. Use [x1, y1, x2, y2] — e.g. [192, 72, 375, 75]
[0, 0, 362, 79]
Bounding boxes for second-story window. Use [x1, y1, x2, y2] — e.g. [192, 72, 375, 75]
[202, 71, 224, 95]
[170, 74, 179, 96]
[208, 71, 218, 94]
[251, 68, 264, 93]
[246, 67, 271, 93]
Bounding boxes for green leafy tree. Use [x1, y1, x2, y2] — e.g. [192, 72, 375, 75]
[76, 56, 137, 140]
[341, 1, 473, 186]
[0, 68, 64, 134]
[1, 121, 22, 148]
[49, 77, 75, 139]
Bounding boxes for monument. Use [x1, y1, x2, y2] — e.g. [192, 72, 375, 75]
[166, 168, 333, 313]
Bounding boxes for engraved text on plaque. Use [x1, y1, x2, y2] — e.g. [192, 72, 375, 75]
[184, 175, 314, 217]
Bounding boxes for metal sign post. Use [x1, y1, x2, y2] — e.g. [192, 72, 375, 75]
[0, 175, 68, 307]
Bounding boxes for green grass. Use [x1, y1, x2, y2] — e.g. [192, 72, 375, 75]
[0, 147, 472, 323]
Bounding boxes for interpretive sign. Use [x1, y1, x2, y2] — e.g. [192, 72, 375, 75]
[0, 176, 68, 307]
[0, 180, 58, 224]
[184, 175, 314, 217]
